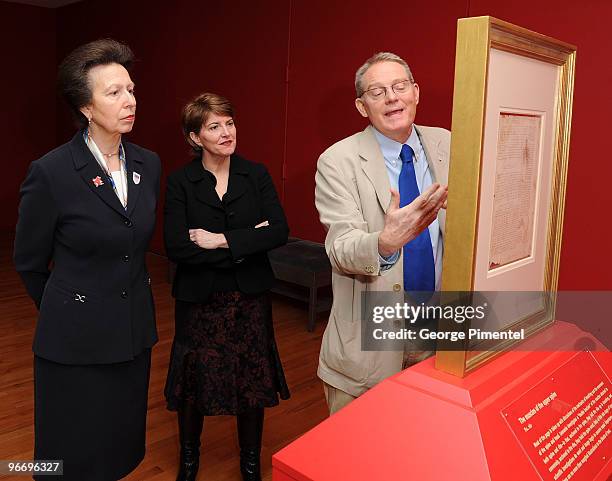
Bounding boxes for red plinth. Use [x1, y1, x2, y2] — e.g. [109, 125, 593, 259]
[273, 322, 611, 481]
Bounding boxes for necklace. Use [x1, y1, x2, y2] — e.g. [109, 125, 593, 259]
[87, 131, 120, 158]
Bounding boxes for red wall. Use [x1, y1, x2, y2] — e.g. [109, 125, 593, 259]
[0, 2, 57, 231]
[3, 0, 610, 289]
[284, 0, 467, 242]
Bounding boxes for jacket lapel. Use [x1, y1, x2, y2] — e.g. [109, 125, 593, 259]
[359, 126, 392, 213]
[415, 125, 449, 232]
[186, 155, 250, 207]
[125, 143, 143, 217]
[415, 125, 449, 185]
[223, 154, 249, 205]
[70, 131, 127, 217]
[185, 159, 224, 210]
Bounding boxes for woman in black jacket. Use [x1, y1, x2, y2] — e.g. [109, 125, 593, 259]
[14, 39, 160, 480]
[164, 93, 290, 481]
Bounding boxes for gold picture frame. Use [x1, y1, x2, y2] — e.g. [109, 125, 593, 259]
[435, 16, 576, 377]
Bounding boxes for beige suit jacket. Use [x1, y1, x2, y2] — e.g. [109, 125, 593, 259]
[314, 124, 451, 397]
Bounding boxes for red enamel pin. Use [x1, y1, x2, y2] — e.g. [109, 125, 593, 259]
[92, 176, 104, 187]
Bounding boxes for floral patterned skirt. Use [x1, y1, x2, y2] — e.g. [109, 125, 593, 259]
[164, 291, 289, 415]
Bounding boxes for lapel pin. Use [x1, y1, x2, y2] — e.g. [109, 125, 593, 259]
[133, 172, 141, 185]
[92, 176, 104, 187]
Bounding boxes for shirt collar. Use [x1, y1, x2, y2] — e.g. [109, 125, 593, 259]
[372, 126, 420, 162]
[184, 153, 249, 184]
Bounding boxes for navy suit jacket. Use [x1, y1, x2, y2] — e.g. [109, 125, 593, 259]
[14, 131, 160, 365]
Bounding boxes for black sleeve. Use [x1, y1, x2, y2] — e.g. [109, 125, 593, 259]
[224, 164, 289, 259]
[163, 172, 233, 266]
[154, 153, 161, 203]
[13, 161, 59, 309]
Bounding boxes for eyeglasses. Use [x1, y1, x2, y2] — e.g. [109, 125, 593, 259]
[361, 80, 413, 101]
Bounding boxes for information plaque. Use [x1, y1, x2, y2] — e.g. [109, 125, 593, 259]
[501, 351, 611, 481]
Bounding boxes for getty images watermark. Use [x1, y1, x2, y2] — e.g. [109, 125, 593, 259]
[370, 300, 524, 342]
[359, 291, 554, 352]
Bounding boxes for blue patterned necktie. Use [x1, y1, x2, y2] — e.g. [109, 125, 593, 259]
[399, 144, 435, 293]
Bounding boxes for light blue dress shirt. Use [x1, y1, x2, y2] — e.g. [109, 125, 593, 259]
[374, 127, 443, 290]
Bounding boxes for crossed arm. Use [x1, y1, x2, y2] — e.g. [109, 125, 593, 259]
[164, 164, 288, 265]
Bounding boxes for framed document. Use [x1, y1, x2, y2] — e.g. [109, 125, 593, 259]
[435, 16, 576, 376]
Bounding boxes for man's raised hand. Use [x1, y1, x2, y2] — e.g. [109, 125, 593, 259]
[378, 184, 448, 257]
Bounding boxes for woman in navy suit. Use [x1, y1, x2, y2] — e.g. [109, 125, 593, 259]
[14, 39, 160, 480]
[164, 93, 290, 481]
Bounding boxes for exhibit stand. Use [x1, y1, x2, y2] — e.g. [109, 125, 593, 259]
[273, 322, 610, 481]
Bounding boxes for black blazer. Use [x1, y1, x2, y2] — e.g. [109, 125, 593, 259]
[14, 131, 160, 365]
[164, 154, 289, 302]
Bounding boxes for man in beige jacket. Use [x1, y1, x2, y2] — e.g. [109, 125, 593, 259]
[315, 52, 451, 414]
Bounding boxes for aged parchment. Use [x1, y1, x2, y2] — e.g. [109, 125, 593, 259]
[489, 113, 541, 270]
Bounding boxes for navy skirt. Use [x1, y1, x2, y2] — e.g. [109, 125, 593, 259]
[33, 349, 151, 481]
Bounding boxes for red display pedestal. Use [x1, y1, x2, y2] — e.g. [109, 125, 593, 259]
[273, 322, 611, 481]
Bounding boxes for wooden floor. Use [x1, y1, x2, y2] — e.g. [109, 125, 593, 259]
[0, 231, 330, 480]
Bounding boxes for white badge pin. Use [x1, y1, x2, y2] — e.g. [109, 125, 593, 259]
[133, 172, 141, 185]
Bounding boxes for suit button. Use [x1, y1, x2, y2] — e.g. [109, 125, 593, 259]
[393, 283, 402, 292]
[123, 255, 130, 262]
[124, 219, 133, 227]
[121, 290, 128, 298]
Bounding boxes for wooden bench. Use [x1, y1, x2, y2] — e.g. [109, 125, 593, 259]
[268, 239, 332, 331]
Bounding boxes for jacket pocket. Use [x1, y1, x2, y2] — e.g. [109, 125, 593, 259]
[321, 311, 369, 383]
[35, 280, 131, 363]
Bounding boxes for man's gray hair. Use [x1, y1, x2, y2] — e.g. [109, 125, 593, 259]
[355, 52, 415, 98]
